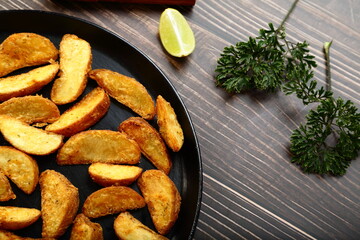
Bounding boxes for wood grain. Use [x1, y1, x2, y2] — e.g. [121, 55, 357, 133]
[0, 0, 359, 239]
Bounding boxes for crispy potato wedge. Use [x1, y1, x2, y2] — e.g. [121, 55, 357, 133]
[0, 171, 16, 201]
[57, 130, 141, 165]
[114, 212, 168, 240]
[0, 95, 60, 124]
[0, 146, 39, 194]
[51, 34, 92, 105]
[0, 33, 58, 77]
[70, 214, 103, 240]
[40, 170, 79, 238]
[0, 63, 59, 102]
[82, 186, 145, 218]
[89, 69, 155, 120]
[0, 206, 41, 230]
[138, 170, 181, 235]
[89, 163, 142, 187]
[119, 117, 172, 174]
[46, 87, 110, 137]
[0, 230, 55, 240]
[156, 95, 184, 152]
[0, 115, 63, 155]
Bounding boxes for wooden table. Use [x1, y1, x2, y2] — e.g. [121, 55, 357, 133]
[1, 0, 359, 239]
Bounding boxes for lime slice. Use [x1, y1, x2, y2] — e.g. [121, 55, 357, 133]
[159, 8, 195, 57]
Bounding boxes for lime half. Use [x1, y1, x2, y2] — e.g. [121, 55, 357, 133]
[159, 8, 195, 57]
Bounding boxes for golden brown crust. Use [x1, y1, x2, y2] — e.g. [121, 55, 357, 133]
[0, 33, 58, 77]
[0, 146, 39, 194]
[51, 34, 92, 105]
[0, 63, 59, 102]
[89, 69, 155, 120]
[119, 117, 172, 174]
[137, 170, 181, 235]
[0, 171, 16, 201]
[46, 87, 110, 137]
[156, 95, 184, 152]
[70, 214, 103, 240]
[0, 115, 63, 155]
[89, 163, 142, 187]
[0, 230, 55, 240]
[56, 130, 141, 165]
[0, 95, 60, 124]
[0, 206, 41, 230]
[114, 212, 168, 240]
[40, 170, 79, 238]
[82, 186, 146, 218]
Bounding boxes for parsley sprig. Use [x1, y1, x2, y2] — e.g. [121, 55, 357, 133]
[215, 8, 360, 175]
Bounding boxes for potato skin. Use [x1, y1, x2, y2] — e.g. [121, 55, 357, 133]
[138, 170, 181, 235]
[82, 186, 146, 218]
[114, 212, 168, 240]
[0, 206, 41, 230]
[40, 170, 79, 238]
[0, 146, 39, 194]
[119, 117, 172, 174]
[70, 214, 103, 240]
[0, 32, 58, 77]
[57, 130, 141, 165]
[156, 95, 184, 152]
[46, 87, 110, 137]
[89, 69, 155, 120]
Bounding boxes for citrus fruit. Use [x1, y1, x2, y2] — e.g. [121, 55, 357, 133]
[159, 8, 195, 57]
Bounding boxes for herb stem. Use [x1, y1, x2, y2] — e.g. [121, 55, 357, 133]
[324, 41, 333, 91]
[278, 0, 300, 30]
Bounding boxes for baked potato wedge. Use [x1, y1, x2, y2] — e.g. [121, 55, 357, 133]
[0, 206, 41, 230]
[0, 32, 58, 77]
[89, 163, 142, 187]
[156, 95, 184, 152]
[82, 186, 145, 218]
[119, 117, 172, 174]
[70, 214, 103, 240]
[0, 95, 60, 124]
[89, 69, 155, 120]
[0, 171, 16, 201]
[0, 230, 55, 240]
[0, 63, 59, 102]
[51, 34, 92, 105]
[46, 87, 110, 137]
[114, 212, 168, 240]
[0, 146, 39, 194]
[40, 170, 79, 238]
[57, 130, 141, 165]
[138, 170, 181, 235]
[0, 115, 63, 155]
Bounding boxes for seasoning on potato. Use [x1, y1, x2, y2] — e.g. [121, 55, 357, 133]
[0, 206, 41, 231]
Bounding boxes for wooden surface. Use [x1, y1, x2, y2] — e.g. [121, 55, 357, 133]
[1, 0, 359, 239]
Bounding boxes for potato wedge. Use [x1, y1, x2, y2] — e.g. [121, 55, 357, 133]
[114, 212, 168, 240]
[70, 214, 103, 240]
[89, 163, 142, 187]
[156, 95, 184, 152]
[137, 170, 181, 235]
[0, 230, 55, 240]
[0, 171, 16, 201]
[82, 186, 145, 218]
[0, 115, 63, 155]
[51, 34, 92, 105]
[89, 69, 155, 120]
[40, 170, 79, 238]
[0, 63, 59, 102]
[0, 95, 60, 124]
[0, 146, 39, 194]
[46, 87, 110, 137]
[57, 130, 141, 165]
[119, 117, 172, 174]
[0, 206, 41, 230]
[0, 33, 58, 77]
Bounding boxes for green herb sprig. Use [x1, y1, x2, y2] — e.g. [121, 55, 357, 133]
[215, 6, 360, 175]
